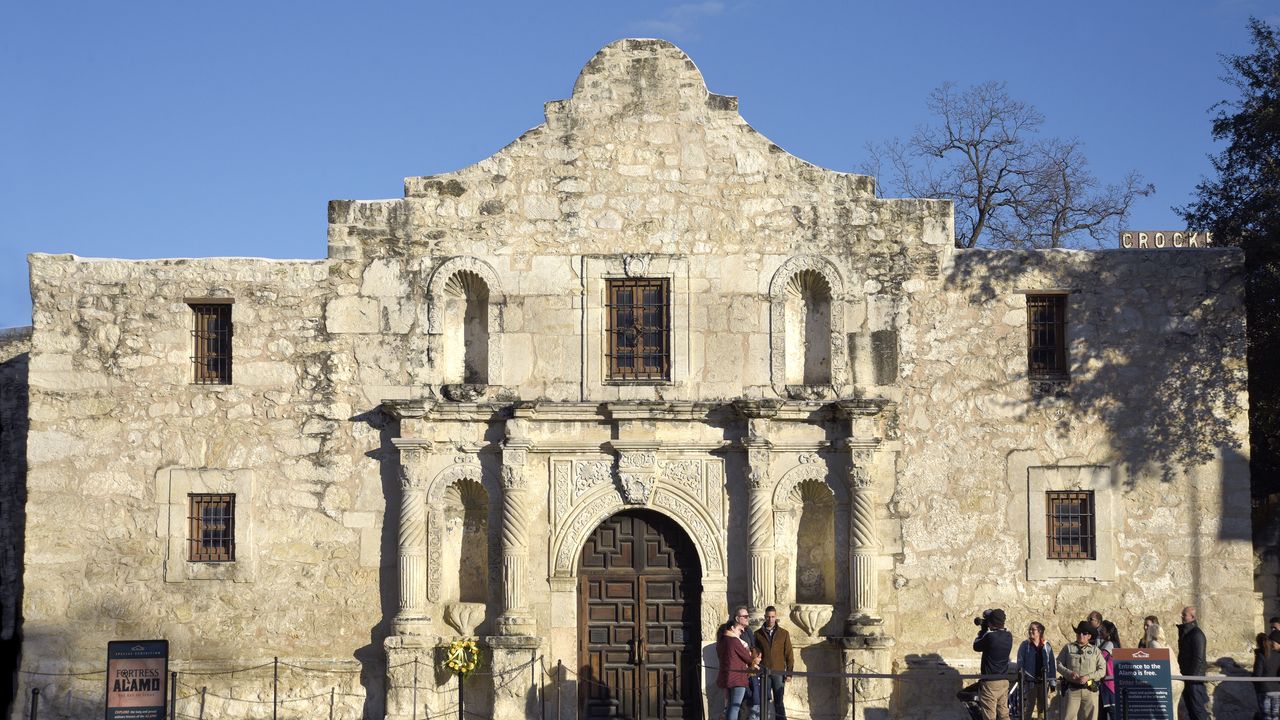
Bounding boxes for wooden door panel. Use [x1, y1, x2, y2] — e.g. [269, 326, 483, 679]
[580, 511, 701, 720]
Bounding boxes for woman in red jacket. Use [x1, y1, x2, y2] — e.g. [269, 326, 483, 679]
[716, 621, 754, 720]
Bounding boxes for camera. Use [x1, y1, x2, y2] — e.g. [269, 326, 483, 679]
[973, 609, 995, 626]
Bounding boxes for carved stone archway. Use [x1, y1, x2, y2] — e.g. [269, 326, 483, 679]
[768, 255, 850, 397]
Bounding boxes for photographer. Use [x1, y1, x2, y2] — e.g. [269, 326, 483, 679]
[973, 608, 1013, 720]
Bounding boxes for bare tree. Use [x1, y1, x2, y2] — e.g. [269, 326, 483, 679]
[864, 82, 1152, 248]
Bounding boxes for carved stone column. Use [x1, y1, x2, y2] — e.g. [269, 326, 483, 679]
[395, 443, 431, 634]
[734, 398, 781, 619]
[847, 453, 878, 623]
[497, 435, 534, 636]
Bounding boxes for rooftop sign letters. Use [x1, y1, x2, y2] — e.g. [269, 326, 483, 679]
[1120, 231, 1212, 249]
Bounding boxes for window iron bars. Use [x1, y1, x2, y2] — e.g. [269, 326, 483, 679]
[190, 304, 232, 384]
[606, 278, 670, 380]
[188, 493, 235, 562]
[1046, 490, 1094, 560]
[1027, 295, 1066, 377]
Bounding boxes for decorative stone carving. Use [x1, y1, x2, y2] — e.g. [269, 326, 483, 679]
[791, 604, 834, 637]
[426, 256, 505, 334]
[425, 461, 486, 604]
[622, 254, 652, 277]
[394, 445, 431, 631]
[619, 473, 654, 504]
[441, 383, 486, 402]
[572, 460, 611, 498]
[659, 460, 702, 495]
[445, 602, 485, 637]
[618, 450, 656, 468]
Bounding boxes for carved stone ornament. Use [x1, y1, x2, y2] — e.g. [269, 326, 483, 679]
[445, 602, 485, 637]
[503, 447, 528, 467]
[501, 465, 526, 490]
[618, 450, 656, 469]
[622, 254, 652, 277]
[791, 604, 834, 637]
[399, 455, 429, 490]
[785, 384, 832, 401]
[441, 383, 486, 402]
[619, 472, 655, 504]
[849, 464, 871, 490]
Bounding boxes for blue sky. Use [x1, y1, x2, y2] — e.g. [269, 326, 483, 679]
[2, 1, 1273, 330]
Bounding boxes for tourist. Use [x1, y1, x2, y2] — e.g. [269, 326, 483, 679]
[1058, 622, 1104, 720]
[745, 646, 763, 720]
[1086, 611, 1104, 647]
[753, 605, 793, 720]
[1139, 615, 1166, 649]
[717, 609, 754, 720]
[1016, 621, 1055, 720]
[1259, 630, 1280, 720]
[973, 608, 1013, 720]
[1097, 621, 1121, 720]
[1177, 605, 1208, 720]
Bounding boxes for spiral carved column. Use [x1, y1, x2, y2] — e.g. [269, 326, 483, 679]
[395, 444, 431, 634]
[745, 442, 774, 616]
[848, 457, 878, 620]
[497, 440, 534, 635]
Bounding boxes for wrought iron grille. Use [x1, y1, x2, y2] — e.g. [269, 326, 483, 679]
[1046, 490, 1094, 560]
[606, 278, 670, 381]
[190, 303, 232, 384]
[1027, 294, 1066, 377]
[188, 493, 235, 562]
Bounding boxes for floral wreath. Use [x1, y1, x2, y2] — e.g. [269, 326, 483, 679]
[442, 639, 482, 678]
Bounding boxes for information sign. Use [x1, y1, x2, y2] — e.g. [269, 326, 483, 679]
[1111, 647, 1173, 720]
[105, 640, 168, 720]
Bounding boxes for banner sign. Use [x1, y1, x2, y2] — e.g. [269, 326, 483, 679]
[105, 640, 168, 720]
[1111, 647, 1174, 720]
[1120, 231, 1212, 249]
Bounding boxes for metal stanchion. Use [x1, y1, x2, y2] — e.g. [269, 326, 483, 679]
[412, 656, 419, 720]
[28, 687, 38, 720]
[169, 671, 177, 720]
[199, 686, 207, 719]
[556, 659, 563, 720]
[272, 657, 278, 720]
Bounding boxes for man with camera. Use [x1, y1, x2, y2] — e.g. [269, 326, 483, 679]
[973, 608, 1014, 720]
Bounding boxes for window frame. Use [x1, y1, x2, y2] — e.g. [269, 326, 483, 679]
[1045, 489, 1095, 560]
[188, 493, 236, 562]
[189, 301, 233, 385]
[1026, 294, 1067, 379]
[605, 277, 671, 382]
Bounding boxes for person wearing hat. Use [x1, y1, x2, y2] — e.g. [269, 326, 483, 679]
[1057, 621, 1105, 720]
[973, 608, 1013, 720]
[1260, 630, 1280, 720]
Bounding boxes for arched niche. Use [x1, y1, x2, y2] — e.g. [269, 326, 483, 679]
[441, 478, 489, 604]
[427, 257, 505, 387]
[772, 458, 844, 608]
[769, 256, 849, 398]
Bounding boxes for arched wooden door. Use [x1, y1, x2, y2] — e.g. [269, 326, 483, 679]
[579, 510, 702, 719]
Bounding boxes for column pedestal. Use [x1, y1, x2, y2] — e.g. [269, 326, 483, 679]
[835, 634, 894, 720]
[487, 635, 542, 720]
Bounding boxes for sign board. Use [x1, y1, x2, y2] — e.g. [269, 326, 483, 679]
[105, 640, 168, 720]
[1111, 647, 1174, 720]
[1120, 231, 1212, 249]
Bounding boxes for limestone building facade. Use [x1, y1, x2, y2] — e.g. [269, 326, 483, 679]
[11, 39, 1259, 719]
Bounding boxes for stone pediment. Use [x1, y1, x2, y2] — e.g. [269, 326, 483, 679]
[343, 39, 958, 260]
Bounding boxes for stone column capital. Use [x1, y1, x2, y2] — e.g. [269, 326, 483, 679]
[396, 444, 431, 490]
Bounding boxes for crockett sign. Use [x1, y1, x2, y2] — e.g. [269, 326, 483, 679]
[1120, 231, 1213, 249]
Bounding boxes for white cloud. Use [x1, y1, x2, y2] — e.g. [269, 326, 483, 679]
[632, 1, 726, 40]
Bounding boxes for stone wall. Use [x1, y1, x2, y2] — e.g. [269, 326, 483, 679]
[12, 38, 1260, 720]
[1, 326, 31, 717]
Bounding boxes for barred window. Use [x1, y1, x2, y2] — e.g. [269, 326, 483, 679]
[1027, 295, 1067, 377]
[188, 493, 235, 562]
[1046, 490, 1094, 560]
[606, 278, 670, 381]
[190, 303, 232, 384]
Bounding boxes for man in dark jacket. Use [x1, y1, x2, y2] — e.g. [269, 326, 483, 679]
[1177, 605, 1208, 720]
[753, 606, 794, 720]
[973, 608, 1013, 720]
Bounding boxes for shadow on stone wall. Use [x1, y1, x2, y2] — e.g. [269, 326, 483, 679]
[945, 251, 1248, 482]
[354, 407, 399, 719]
[891, 654, 964, 720]
[0, 326, 32, 719]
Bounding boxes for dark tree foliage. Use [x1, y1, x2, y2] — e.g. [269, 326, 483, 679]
[1179, 17, 1280, 496]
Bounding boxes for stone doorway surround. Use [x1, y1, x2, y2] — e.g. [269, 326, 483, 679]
[379, 395, 898, 720]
